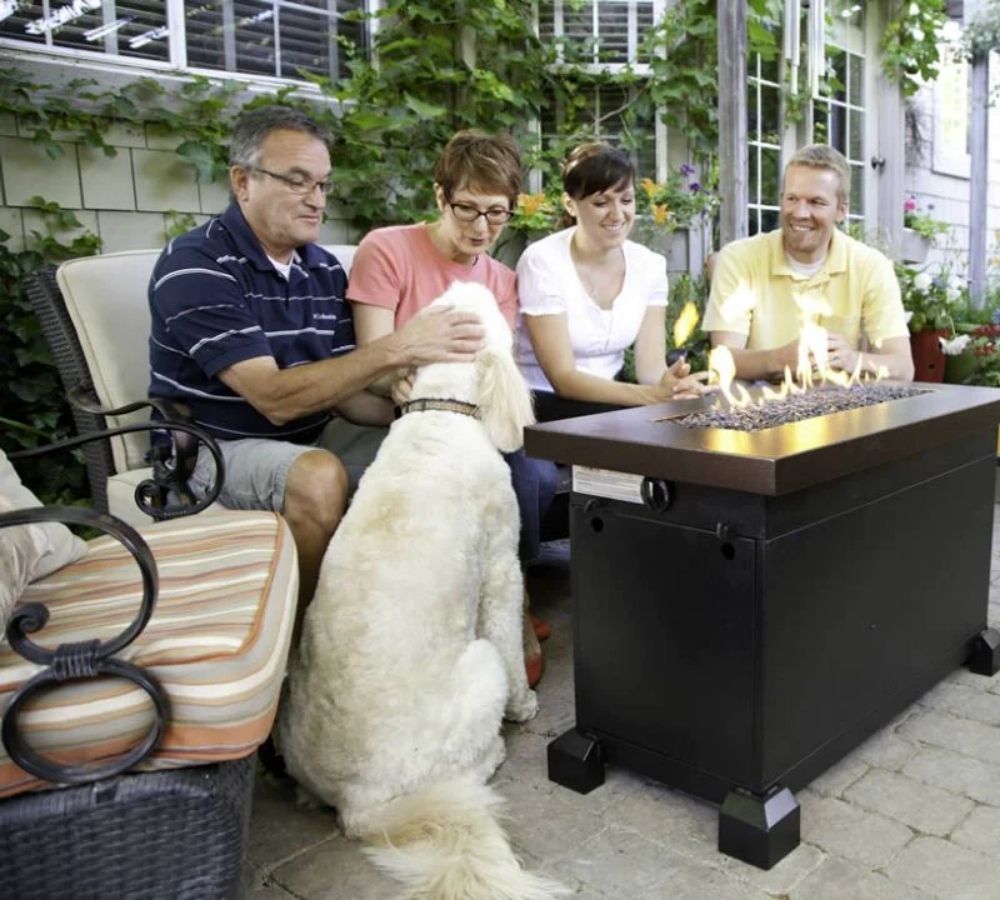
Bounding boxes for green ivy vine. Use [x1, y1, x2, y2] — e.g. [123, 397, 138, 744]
[880, 0, 948, 96]
[0, 0, 786, 501]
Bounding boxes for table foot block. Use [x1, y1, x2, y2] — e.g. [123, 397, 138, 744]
[547, 728, 604, 794]
[718, 786, 800, 870]
[969, 628, 1000, 677]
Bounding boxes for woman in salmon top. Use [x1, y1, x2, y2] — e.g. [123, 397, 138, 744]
[348, 130, 555, 687]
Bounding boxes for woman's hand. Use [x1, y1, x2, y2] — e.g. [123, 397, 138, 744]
[644, 357, 712, 403]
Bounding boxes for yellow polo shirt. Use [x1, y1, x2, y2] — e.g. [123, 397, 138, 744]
[702, 229, 908, 350]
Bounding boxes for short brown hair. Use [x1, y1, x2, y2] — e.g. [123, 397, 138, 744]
[433, 130, 522, 206]
[785, 144, 851, 204]
[562, 142, 635, 199]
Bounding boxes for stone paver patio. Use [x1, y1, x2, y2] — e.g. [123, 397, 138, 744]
[248, 505, 1000, 899]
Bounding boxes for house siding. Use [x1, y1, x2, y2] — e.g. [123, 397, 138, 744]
[903, 55, 1000, 277]
[0, 115, 355, 257]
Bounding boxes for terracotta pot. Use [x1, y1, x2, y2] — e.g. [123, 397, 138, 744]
[910, 329, 947, 383]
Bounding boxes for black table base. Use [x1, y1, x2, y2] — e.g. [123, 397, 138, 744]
[547, 428, 1000, 869]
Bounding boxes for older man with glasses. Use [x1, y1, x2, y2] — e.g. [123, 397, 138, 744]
[346, 130, 559, 688]
[147, 106, 484, 614]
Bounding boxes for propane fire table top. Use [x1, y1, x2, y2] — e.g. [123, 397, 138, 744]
[524, 382, 1000, 496]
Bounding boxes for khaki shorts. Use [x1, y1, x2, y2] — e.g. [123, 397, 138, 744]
[187, 419, 387, 513]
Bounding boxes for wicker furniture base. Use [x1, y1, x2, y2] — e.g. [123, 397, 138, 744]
[0, 754, 256, 899]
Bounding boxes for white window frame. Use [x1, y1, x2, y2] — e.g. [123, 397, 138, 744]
[0, 0, 368, 92]
[538, 0, 667, 178]
[750, 0, 875, 230]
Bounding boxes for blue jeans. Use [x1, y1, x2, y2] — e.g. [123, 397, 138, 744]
[504, 449, 559, 564]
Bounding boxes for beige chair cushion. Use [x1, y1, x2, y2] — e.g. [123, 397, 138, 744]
[0, 498, 48, 625]
[0, 510, 298, 799]
[0, 451, 87, 582]
[56, 244, 356, 522]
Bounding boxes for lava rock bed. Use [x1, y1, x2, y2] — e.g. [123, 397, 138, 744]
[677, 383, 930, 431]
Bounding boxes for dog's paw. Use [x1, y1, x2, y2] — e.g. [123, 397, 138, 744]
[504, 689, 538, 723]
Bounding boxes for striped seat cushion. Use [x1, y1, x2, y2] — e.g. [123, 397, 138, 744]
[0, 510, 298, 798]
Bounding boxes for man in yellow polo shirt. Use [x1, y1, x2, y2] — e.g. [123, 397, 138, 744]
[703, 144, 914, 382]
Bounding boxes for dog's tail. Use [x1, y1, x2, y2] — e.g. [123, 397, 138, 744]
[356, 775, 569, 900]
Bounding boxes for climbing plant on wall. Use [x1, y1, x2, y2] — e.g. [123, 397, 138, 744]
[880, 0, 948, 96]
[0, 0, 786, 500]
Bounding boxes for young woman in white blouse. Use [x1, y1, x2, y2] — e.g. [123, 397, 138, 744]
[515, 143, 708, 420]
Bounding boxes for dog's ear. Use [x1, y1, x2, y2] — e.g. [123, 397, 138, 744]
[476, 347, 535, 452]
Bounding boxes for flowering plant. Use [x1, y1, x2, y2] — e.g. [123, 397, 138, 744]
[897, 263, 965, 333]
[942, 323, 1000, 387]
[637, 163, 720, 234]
[903, 196, 949, 240]
[507, 190, 561, 234]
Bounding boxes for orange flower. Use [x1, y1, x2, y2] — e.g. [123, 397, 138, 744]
[518, 192, 548, 216]
[652, 203, 671, 226]
[641, 177, 659, 199]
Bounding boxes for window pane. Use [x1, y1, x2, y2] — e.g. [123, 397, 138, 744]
[540, 81, 654, 178]
[760, 84, 780, 145]
[184, 1, 358, 81]
[761, 147, 780, 207]
[850, 163, 863, 212]
[747, 83, 759, 138]
[760, 52, 779, 85]
[849, 110, 864, 162]
[749, 209, 760, 237]
[108, 3, 171, 62]
[828, 47, 847, 102]
[848, 53, 863, 107]
[597, 0, 628, 63]
[561, 0, 596, 60]
[813, 102, 828, 145]
[236, 6, 278, 78]
[749, 145, 759, 205]
[828, 103, 846, 153]
[635, 2, 653, 63]
[537, 1, 654, 64]
[761, 208, 779, 233]
[0, 2, 47, 47]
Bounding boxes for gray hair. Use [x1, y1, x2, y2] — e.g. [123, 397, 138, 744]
[228, 106, 330, 169]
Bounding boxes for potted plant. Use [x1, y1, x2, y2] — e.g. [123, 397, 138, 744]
[898, 263, 964, 382]
[634, 163, 720, 268]
[902, 196, 949, 264]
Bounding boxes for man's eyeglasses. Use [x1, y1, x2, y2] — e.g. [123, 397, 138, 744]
[447, 201, 513, 226]
[252, 166, 331, 196]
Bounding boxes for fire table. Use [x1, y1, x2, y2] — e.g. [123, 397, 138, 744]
[524, 382, 1000, 869]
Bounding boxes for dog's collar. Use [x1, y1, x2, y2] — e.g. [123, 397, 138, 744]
[396, 398, 481, 419]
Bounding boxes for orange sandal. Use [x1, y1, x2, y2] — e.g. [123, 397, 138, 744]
[526, 648, 545, 688]
[529, 612, 551, 642]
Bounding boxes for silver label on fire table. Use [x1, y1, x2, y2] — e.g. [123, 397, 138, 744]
[572, 466, 644, 504]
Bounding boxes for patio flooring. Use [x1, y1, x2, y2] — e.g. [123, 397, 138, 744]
[248, 505, 1000, 900]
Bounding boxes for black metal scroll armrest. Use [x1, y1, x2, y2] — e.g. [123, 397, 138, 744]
[10, 389, 225, 521]
[0, 506, 170, 785]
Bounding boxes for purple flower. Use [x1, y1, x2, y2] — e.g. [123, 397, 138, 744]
[689, 182, 701, 193]
[904, 196, 917, 212]
[680, 163, 696, 177]
[992, 309, 1000, 325]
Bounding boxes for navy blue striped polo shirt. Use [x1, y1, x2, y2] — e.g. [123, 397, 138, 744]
[148, 203, 354, 444]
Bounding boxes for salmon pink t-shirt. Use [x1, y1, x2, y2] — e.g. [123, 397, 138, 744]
[346, 223, 517, 328]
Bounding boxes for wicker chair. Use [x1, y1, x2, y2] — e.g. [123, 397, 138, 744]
[0, 425, 298, 898]
[24, 245, 357, 527]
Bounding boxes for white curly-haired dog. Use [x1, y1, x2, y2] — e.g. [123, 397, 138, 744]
[279, 282, 567, 900]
